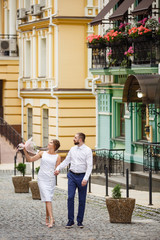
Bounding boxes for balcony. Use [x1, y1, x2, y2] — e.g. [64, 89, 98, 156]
[88, 33, 160, 76]
[0, 34, 18, 58]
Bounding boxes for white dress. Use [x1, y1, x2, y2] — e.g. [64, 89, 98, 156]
[38, 151, 58, 202]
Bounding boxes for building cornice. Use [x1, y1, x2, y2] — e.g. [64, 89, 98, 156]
[18, 16, 93, 31]
[20, 88, 94, 98]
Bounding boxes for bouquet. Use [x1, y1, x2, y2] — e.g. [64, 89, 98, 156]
[18, 137, 38, 155]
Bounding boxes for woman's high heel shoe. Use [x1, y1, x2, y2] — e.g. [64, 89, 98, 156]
[48, 217, 55, 228]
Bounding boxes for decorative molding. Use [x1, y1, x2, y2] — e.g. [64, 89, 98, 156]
[26, 80, 31, 88]
[40, 99, 50, 107]
[98, 112, 112, 116]
[85, 0, 98, 17]
[24, 98, 33, 106]
[32, 80, 38, 88]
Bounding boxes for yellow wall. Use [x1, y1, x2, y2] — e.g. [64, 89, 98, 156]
[58, 97, 96, 150]
[58, 0, 85, 16]
[23, 96, 96, 150]
[58, 24, 87, 88]
[0, 60, 21, 125]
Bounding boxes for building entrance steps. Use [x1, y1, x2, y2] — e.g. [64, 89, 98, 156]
[131, 171, 160, 192]
[91, 173, 134, 189]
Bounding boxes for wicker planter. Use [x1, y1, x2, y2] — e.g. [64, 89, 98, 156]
[29, 180, 41, 200]
[12, 176, 32, 193]
[106, 198, 135, 223]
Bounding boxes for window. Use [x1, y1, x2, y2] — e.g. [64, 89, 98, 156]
[43, 109, 48, 147]
[39, 38, 46, 77]
[134, 104, 147, 141]
[141, 112, 147, 140]
[28, 108, 32, 139]
[112, 100, 125, 139]
[25, 40, 31, 78]
[120, 103, 125, 137]
[98, 93, 108, 112]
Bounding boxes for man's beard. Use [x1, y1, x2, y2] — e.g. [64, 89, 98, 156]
[74, 141, 79, 145]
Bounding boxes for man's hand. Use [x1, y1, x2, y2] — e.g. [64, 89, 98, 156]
[81, 179, 87, 186]
[54, 170, 60, 176]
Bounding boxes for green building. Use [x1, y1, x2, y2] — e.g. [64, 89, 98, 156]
[89, 0, 160, 172]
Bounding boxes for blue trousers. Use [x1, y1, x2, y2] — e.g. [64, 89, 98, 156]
[67, 171, 88, 223]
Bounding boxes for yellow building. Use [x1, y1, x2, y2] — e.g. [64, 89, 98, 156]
[0, 0, 21, 133]
[15, 0, 99, 150]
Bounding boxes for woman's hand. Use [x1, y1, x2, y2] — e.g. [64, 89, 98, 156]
[54, 170, 60, 176]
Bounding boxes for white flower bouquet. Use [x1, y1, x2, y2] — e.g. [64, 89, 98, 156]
[18, 137, 38, 155]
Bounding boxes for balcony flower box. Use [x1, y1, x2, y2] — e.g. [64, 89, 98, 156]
[130, 34, 152, 43]
[88, 42, 107, 49]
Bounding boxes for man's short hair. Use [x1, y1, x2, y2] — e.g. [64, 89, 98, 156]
[77, 133, 86, 142]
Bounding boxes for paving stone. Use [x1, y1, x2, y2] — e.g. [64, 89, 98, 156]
[0, 174, 160, 240]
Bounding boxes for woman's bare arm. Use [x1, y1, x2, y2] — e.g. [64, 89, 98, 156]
[23, 148, 43, 162]
[55, 155, 61, 169]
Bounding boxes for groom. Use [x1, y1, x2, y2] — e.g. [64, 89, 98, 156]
[54, 133, 93, 228]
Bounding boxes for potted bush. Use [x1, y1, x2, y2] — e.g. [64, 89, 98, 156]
[106, 184, 135, 223]
[12, 163, 32, 193]
[29, 166, 41, 200]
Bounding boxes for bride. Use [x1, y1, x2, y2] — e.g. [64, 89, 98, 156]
[22, 139, 61, 228]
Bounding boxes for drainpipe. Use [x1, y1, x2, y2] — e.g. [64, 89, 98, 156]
[49, 0, 59, 139]
[49, 0, 58, 25]
[18, 32, 24, 139]
[92, 76, 100, 148]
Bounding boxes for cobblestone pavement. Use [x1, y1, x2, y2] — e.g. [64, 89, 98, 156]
[0, 174, 160, 240]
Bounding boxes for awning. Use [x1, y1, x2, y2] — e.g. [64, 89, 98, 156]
[132, 0, 155, 16]
[109, 0, 136, 21]
[90, 0, 119, 26]
[123, 74, 160, 107]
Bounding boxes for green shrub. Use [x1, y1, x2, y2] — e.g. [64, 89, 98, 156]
[112, 184, 122, 199]
[16, 163, 26, 176]
[35, 166, 40, 174]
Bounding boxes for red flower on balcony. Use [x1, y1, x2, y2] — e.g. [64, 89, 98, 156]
[128, 25, 151, 39]
[86, 34, 107, 45]
[104, 30, 125, 42]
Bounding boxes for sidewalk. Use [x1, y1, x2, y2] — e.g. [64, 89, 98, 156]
[0, 163, 160, 209]
[0, 173, 160, 240]
[56, 174, 160, 209]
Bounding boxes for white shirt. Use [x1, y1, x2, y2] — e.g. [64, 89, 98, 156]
[56, 144, 93, 181]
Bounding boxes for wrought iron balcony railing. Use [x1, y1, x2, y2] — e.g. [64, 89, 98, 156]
[89, 34, 160, 69]
[143, 142, 160, 173]
[0, 34, 18, 57]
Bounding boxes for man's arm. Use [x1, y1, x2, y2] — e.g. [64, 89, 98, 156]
[82, 149, 93, 186]
[54, 150, 71, 175]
